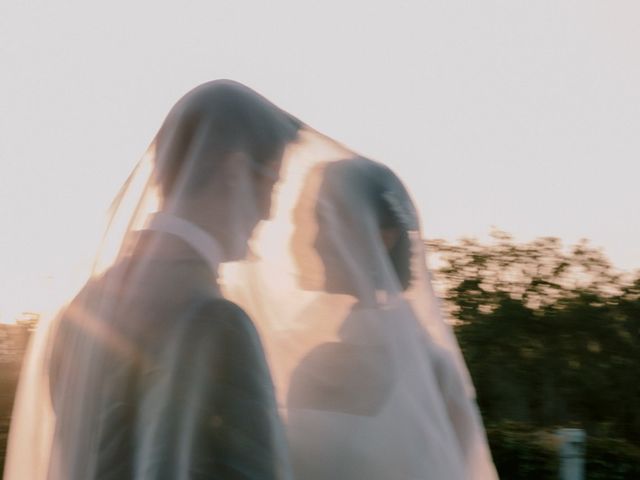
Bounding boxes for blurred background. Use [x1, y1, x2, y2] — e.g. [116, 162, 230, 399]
[1, 1, 638, 477]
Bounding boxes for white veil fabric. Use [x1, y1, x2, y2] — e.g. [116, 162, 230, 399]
[4, 80, 497, 480]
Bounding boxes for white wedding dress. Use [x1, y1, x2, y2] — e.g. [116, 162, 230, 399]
[284, 302, 482, 480]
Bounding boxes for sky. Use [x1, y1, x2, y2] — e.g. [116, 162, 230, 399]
[1, 0, 639, 322]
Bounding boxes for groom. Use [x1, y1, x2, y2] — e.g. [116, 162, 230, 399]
[47, 81, 300, 480]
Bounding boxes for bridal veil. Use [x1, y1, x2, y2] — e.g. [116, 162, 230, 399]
[4, 80, 497, 480]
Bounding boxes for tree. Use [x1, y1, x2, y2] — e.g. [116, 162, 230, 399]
[426, 231, 640, 445]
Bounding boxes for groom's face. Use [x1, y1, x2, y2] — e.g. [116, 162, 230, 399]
[215, 147, 285, 261]
[250, 151, 284, 223]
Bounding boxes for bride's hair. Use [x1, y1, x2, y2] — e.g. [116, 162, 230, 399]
[152, 80, 300, 198]
[318, 158, 417, 291]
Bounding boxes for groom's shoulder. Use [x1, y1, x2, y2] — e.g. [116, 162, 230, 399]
[185, 296, 260, 345]
[193, 296, 250, 321]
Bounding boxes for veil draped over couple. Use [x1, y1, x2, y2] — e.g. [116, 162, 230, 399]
[4, 81, 498, 479]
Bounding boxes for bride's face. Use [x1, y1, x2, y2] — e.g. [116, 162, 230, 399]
[290, 174, 325, 290]
[312, 201, 358, 295]
[290, 166, 365, 296]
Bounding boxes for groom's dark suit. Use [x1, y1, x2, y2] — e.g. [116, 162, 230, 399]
[49, 232, 282, 480]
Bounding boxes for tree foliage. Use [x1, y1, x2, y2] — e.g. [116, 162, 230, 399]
[427, 231, 640, 446]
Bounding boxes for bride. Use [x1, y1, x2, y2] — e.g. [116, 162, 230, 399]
[283, 158, 498, 479]
[223, 151, 498, 478]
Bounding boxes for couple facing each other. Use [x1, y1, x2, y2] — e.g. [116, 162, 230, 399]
[4, 80, 498, 480]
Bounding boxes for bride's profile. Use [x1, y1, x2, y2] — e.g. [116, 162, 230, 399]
[283, 158, 498, 479]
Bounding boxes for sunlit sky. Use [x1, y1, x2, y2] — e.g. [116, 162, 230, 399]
[1, 1, 639, 322]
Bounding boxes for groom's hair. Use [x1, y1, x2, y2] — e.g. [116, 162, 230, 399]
[153, 80, 301, 199]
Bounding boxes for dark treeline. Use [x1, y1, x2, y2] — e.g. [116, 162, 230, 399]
[428, 231, 640, 478]
[0, 319, 31, 474]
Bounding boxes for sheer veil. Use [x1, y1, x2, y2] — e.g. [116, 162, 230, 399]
[4, 80, 497, 479]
